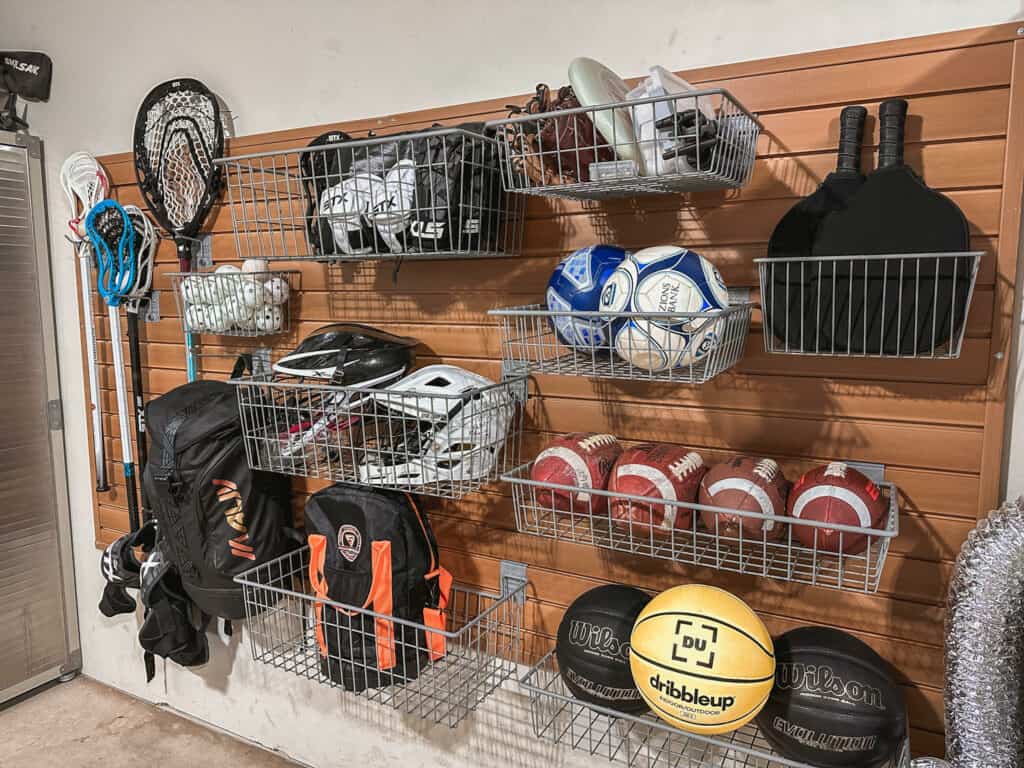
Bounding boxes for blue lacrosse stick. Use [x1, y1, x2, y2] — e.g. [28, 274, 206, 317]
[87, 200, 136, 307]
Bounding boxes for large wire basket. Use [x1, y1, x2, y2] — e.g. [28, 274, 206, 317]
[230, 371, 528, 499]
[504, 461, 899, 593]
[487, 88, 759, 200]
[522, 652, 911, 768]
[170, 269, 298, 337]
[756, 252, 983, 357]
[215, 126, 523, 262]
[489, 304, 753, 384]
[235, 546, 527, 728]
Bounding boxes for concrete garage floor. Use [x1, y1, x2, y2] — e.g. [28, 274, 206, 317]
[0, 676, 300, 768]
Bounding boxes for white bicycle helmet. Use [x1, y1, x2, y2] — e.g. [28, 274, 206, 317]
[358, 365, 515, 487]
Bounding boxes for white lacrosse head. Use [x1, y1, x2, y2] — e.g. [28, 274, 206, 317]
[123, 205, 158, 305]
[60, 152, 109, 241]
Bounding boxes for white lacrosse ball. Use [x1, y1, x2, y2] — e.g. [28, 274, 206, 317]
[253, 306, 283, 333]
[241, 278, 266, 308]
[204, 304, 231, 333]
[181, 276, 208, 305]
[242, 259, 269, 276]
[221, 296, 253, 327]
[263, 277, 290, 305]
[184, 305, 208, 332]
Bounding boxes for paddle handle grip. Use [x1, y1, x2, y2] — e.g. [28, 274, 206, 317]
[879, 99, 909, 168]
[836, 105, 867, 173]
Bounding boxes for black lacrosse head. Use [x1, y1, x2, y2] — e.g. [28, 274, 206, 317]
[132, 78, 224, 259]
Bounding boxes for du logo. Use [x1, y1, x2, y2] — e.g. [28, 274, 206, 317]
[671, 618, 719, 670]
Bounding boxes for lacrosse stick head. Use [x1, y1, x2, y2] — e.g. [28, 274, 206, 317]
[123, 205, 158, 309]
[86, 200, 135, 306]
[132, 78, 224, 268]
[60, 152, 109, 241]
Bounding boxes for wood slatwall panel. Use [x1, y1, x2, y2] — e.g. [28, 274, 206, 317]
[86, 22, 1024, 756]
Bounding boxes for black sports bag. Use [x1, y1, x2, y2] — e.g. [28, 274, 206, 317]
[305, 484, 452, 692]
[142, 378, 295, 619]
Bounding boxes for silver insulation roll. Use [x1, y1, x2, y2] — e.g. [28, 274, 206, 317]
[945, 496, 1024, 767]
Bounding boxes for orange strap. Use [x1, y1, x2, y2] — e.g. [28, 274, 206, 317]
[308, 535, 330, 658]
[368, 541, 396, 671]
[422, 566, 453, 661]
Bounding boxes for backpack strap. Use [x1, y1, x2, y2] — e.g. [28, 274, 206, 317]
[422, 566, 453, 661]
[308, 533, 396, 671]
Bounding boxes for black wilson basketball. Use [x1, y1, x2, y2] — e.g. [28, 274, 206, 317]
[755, 626, 907, 767]
[556, 584, 651, 714]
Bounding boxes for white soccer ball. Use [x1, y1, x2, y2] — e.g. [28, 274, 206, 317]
[253, 305, 283, 333]
[241, 279, 266, 308]
[204, 304, 231, 333]
[263, 277, 290, 306]
[599, 245, 729, 371]
[242, 259, 269, 275]
[221, 296, 253, 327]
[184, 305, 208, 332]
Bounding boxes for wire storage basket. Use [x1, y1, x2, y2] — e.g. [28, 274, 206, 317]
[235, 547, 526, 728]
[230, 371, 527, 499]
[215, 126, 523, 262]
[503, 462, 899, 593]
[522, 652, 912, 768]
[170, 269, 298, 337]
[756, 252, 983, 357]
[488, 88, 759, 200]
[489, 304, 753, 384]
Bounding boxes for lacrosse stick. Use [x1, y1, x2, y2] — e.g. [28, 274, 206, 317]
[132, 78, 224, 382]
[122, 206, 157, 519]
[86, 200, 141, 533]
[60, 152, 110, 492]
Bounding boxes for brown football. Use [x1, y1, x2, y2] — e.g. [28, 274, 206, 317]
[698, 456, 790, 540]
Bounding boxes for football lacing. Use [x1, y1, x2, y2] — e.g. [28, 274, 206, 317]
[824, 461, 848, 478]
[753, 458, 779, 482]
[578, 433, 617, 452]
[668, 452, 703, 479]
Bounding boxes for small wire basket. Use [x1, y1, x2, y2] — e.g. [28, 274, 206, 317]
[489, 304, 753, 384]
[756, 252, 983, 357]
[487, 88, 759, 200]
[215, 127, 523, 262]
[235, 547, 527, 728]
[522, 652, 912, 768]
[230, 372, 528, 499]
[170, 269, 298, 337]
[504, 462, 899, 593]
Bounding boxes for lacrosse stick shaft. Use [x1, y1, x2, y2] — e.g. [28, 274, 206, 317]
[178, 241, 198, 382]
[78, 249, 109, 492]
[126, 312, 149, 517]
[108, 305, 140, 532]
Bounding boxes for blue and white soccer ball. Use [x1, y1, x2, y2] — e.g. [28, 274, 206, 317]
[546, 244, 628, 348]
[598, 245, 729, 371]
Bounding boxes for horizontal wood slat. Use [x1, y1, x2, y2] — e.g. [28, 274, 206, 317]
[85, 24, 1024, 755]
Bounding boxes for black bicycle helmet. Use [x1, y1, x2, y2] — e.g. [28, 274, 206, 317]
[273, 323, 418, 386]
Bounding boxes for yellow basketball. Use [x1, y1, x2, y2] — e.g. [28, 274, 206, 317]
[629, 584, 775, 735]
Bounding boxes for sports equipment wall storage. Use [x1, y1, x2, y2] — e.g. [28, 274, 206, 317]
[83, 21, 1024, 757]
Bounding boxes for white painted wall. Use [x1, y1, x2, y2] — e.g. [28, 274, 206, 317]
[3, 1, 1024, 764]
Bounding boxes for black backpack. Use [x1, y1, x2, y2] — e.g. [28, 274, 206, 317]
[142, 378, 295, 620]
[304, 484, 451, 692]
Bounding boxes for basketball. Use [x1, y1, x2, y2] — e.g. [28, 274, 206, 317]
[556, 584, 652, 714]
[629, 584, 774, 735]
[547, 244, 627, 349]
[755, 626, 907, 767]
[787, 462, 887, 554]
[599, 246, 729, 371]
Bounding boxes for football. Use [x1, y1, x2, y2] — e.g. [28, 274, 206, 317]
[598, 245, 729, 372]
[787, 462, 887, 554]
[608, 443, 707, 532]
[755, 626, 907, 768]
[698, 456, 790, 540]
[556, 584, 651, 714]
[531, 433, 623, 514]
[547, 244, 628, 349]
